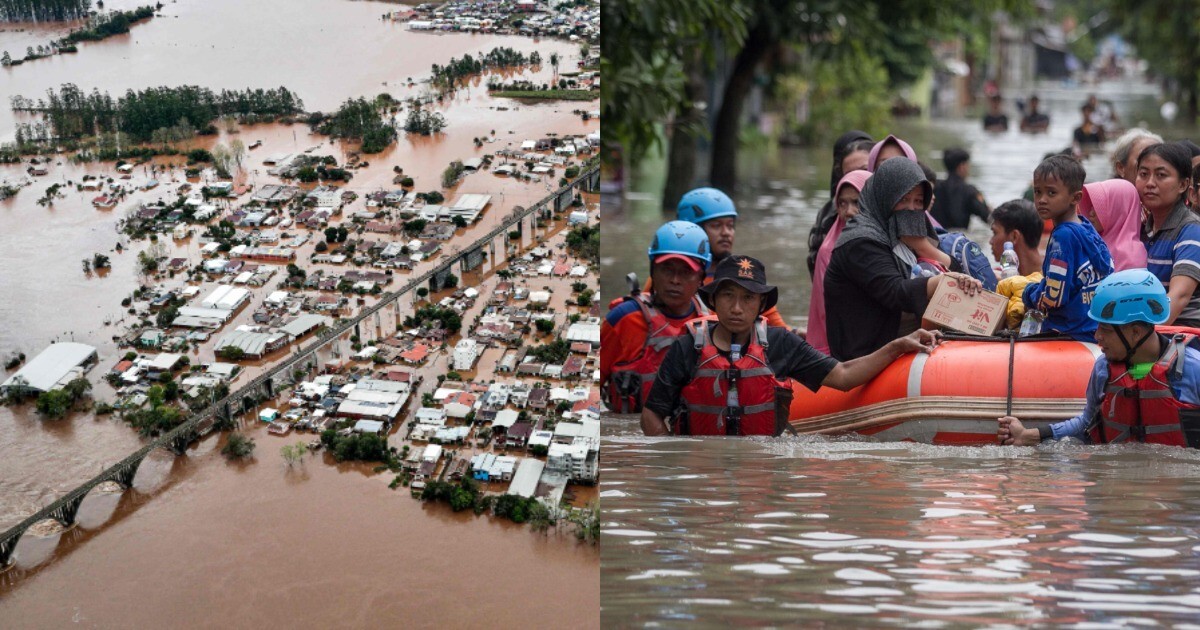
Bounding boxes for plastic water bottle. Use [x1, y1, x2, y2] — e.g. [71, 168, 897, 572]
[1019, 309, 1044, 337]
[1000, 242, 1020, 279]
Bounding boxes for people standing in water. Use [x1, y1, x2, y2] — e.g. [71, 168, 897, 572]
[999, 269, 1200, 448]
[1072, 103, 1106, 149]
[640, 255, 941, 436]
[1109, 128, 1163, 183]
[601, 221, 712, 413]
[1137, 142, 1200, 326]
[823, 158, 982, 361]
[672, 187, 790, 328]
[931, 148, 991, 231]
[807, 170, 872, 354]
[1019, 95, 1050, 133]
[1078, 179, 1148, 271]
[807, 131, 874, 277]
[982, 94, 1009, 132]
[1021, 155, 1114, 341]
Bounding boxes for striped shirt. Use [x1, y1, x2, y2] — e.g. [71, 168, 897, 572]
[1143, 202, 1200, 325]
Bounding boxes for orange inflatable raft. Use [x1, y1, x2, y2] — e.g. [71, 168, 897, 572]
[788, 326, 1200, 445]
[788, 335, 1098, 445]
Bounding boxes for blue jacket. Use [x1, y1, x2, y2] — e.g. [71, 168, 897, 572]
[1050, 343, 1200, 439]
[1023, 220, 1113, 342]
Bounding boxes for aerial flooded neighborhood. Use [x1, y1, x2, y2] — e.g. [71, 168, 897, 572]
[0, 0, 599, 625]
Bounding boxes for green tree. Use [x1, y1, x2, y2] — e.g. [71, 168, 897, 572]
[222, 433, 256, 459]
[281, 441, 307, 466]
[217, 345, 245, 361]
[35, 389, 73, 418]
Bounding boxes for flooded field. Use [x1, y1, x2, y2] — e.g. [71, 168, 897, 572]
[600, 415, 1200, 626]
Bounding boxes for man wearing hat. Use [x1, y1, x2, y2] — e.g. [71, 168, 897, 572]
[602, 221, 713, 414]
[641, 255, 942, 436]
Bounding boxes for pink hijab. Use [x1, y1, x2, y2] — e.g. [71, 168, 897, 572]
[808, 170, 872, 354]
[867, 134, 918, 172]
[1080, 178, 1146, 271]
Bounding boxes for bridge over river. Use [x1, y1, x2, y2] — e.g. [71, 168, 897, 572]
[0, 164, 599, 567]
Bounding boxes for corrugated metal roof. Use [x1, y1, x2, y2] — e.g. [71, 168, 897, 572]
[2, 343, 97, 392]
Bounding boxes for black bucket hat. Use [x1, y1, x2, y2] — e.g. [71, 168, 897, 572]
[698, 255, 779, 313]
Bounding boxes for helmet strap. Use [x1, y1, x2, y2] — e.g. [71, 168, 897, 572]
[1114, 324, 1155, 363]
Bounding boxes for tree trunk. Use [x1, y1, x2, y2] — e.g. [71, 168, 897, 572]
[709, 25, 774, 192]
[662, 54, 705, 211]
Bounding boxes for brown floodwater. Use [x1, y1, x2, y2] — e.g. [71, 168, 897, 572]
[0, 0, 597, 623]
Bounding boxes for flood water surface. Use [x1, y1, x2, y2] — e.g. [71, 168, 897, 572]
[600, 415, 1200, 626]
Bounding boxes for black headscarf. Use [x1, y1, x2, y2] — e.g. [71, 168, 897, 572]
[835, 158, 934, 275]
[829, 130, 873, 196]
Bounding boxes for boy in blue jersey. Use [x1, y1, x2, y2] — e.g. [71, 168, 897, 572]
[1022, 155, 1114, 341]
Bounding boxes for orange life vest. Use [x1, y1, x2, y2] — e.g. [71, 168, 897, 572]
[604, 293, 709, 413]
[677, 319, 788, 436]
[1090, 333, 1200, 446]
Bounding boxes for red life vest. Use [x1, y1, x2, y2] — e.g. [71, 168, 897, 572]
[604, 293, 709, 414]
[1090, 333, 1200, 446]
[677, 318, 787, 436]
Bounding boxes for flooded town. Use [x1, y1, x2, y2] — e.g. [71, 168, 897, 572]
[0, 0, 600, 625]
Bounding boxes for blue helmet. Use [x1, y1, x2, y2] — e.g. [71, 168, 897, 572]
[1089, 269, 1170, 325]
[676, 187, 737, 225]
[648, 220, 712, 267]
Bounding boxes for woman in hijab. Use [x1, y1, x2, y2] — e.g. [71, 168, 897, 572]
[806, 130, 874, 277]
[807, 170, 871, 354]
[824, 158, 981, 360]
[867, 134, 918, 172]
[1078, 179, 1147, 271]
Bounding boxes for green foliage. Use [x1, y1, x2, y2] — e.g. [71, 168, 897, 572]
[528, 339, 570, 364]
[35, 388, 73, 418]
[489, 90, 596, 101]
[0, 0, 91, 21]
[442, 160, 465, 188]
[319, 430, 389, 462]
[280, 441, 307, 466]
[222, 433, 256, 459]
[1108, 0, 1200, 120]
[296, 166, 318, 182]
[403, 106, 447, 136]
[404, 304, 462, 333]
[576, 289, 593, 307]
[417, 190, 444, 204]
[186, 148, 214, 163]
[492, 494, 540, 523]
[431, 47, 537, 90]
[13, 84, 304, 142]
[443, 273, 458, 288]
[565, 224, 598, 262]
[535, 319, 555, 334]
[61, 6, 155, 44]
[124, 404, 183, 437]
[315, 97, 397, 153]
[217, 345, 245, 361]
[777, 42, 891, 146]
[530, 444, 549, 457]
[403, 218, 427, 235]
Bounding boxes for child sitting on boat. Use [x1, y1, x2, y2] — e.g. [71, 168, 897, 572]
[1019, 155, 1114, 341]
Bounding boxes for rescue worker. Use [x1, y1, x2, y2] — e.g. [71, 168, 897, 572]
[641, 255, 942, 436]
[999, 269, 1200, 448]
[601, 221, 712, 414]
[671, 187, 789, 328]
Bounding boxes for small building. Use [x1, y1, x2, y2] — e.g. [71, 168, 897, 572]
[453, 338, 480, 371]
[259, 407, 279, 423]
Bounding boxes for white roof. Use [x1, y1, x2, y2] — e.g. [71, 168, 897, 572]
[266, 290, 289, 304]
[215, 330, 285, 356]
[566, 322, 600, 344]
[493, 409, 520, 429]
[354, 420, 385, 434]
[146, 353, 184, 371]
[201, 284, 233, 307]
[2, 343, 97, 392]
[506, 458, 545, 498]
[451, 194, 491, 212]
[423, 444, 443, 461]
[215, 287, 250, 310]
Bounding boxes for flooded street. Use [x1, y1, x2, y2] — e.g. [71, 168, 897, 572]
[600, 80, 1200, 622]
[0, 0, 598, 623]
[601, 416, 1200, 625]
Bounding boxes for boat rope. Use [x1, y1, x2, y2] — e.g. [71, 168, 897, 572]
[1006, 334, 1016, 417]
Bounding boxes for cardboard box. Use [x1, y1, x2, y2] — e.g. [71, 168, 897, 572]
[923, 277, 1007, 336]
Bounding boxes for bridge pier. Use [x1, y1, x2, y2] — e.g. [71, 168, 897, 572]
[0, 530, 23, 567]
[264, 377, 273, 399]
[354, 322, 361, 340]
[169, 427, 198, 455]
[113, 456, 144, 489]
[52, 494, 86, 528]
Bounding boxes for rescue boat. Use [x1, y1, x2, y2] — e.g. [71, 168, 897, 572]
[787, 326, 1200, 445]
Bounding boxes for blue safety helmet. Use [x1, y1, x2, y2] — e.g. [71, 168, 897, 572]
[648, 220, 712, 267]
[1089, 269, 1170, 325]
[676, 187, 738, 225]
